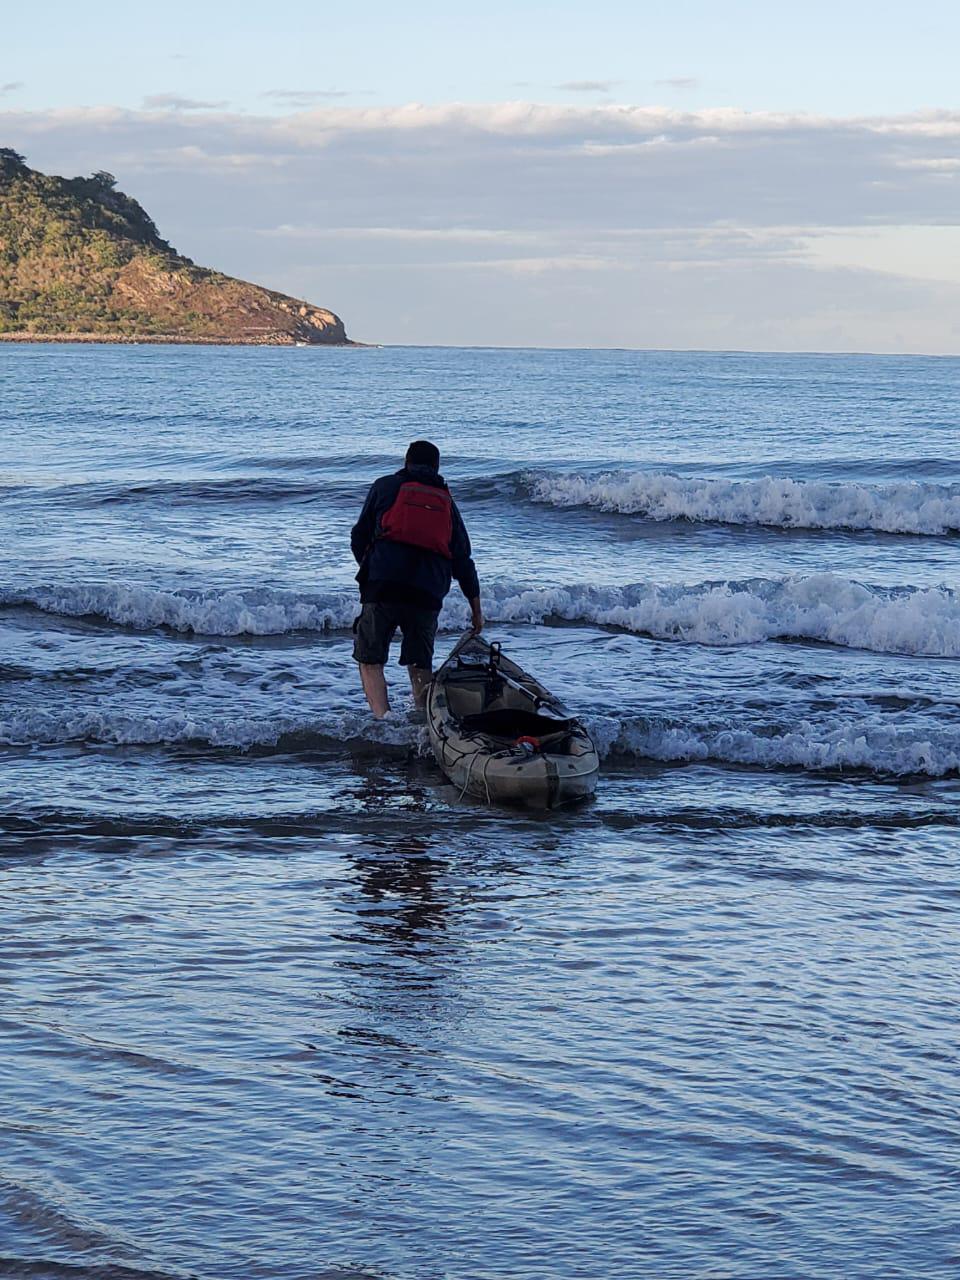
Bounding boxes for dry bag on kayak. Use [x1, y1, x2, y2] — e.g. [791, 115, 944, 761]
[379, 481, 453, 557]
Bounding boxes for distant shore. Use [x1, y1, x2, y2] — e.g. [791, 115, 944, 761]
[0, 333, 359, 346]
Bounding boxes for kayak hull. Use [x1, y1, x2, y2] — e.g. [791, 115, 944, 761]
[427, 634, 600, 808]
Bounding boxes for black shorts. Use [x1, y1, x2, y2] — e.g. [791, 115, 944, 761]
[352, 602, 439, 668]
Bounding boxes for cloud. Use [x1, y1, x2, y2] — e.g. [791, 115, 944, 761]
[0, 82, 23, 95]
[260, 225, 528, 243]
[263, 89, 374, 106]
[142, 94, 228, 111]
[555, 80, 619, 93]
[802, 225, 960, 286]
[4, 101, 960, 349]
[898, 157, 960, 172]
[8, 103, 960, 233]
[655, 77, 700, 90]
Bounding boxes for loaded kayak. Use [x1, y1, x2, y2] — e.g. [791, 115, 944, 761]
[427, 633, 600, 808]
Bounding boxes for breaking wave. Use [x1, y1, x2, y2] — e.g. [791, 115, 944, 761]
[2, 574, 958, 657]
[0, 582, 360, 635]
[0, 707, 422, 753]
[482, 576, 960, 657]
[4, 706, 959, 778]
[591, 714, 960, 778]
[528, 470, 960, 535]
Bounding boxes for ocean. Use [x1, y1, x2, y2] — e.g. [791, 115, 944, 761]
[1, 343, 958, 1280]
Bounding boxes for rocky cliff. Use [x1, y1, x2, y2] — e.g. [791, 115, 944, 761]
[0, 149, 350, 345]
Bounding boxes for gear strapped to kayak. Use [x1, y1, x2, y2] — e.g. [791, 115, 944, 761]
[427, 632, 600, 808]
[379, 481, 453, 557]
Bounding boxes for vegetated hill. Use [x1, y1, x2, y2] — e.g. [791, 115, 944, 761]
[0, 149, 350, 344]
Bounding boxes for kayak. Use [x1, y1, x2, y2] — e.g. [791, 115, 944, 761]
[426, 633, 600, 808]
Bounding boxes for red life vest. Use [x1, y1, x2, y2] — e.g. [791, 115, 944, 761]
[379, 480, 453, 558]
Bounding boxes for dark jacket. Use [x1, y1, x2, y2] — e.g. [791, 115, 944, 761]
[351, 465, 480, 611]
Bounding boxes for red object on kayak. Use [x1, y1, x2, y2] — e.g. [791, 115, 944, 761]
[380, 481, 453, 557]
[514, 735, 542, 753]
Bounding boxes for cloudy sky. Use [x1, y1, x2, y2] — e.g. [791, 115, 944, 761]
[4, 0, 960, 351]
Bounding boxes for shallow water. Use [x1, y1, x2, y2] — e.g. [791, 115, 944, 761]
[1, 344, 959, 1279]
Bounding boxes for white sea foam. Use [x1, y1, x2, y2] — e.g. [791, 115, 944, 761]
[528, 470, 960, 535]
[0, 706, 423, 752]
[473, 575, 960, 658]
[4, 704, 958, 777]
[0, 582, 360, 636]
[591, 714, 960, 778]
[3, 574, 958, 657]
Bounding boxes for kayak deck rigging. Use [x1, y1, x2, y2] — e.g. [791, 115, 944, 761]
[427, 634, 600, 808]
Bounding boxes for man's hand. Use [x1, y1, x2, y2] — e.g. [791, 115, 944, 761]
[469, 597, 484, 633]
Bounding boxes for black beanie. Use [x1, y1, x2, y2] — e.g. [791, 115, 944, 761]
[405, 440, 440, 470]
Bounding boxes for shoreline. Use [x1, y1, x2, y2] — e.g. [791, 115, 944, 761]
[0, 332, 361, 347]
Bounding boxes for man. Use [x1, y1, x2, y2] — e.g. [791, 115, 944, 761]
[351, 440, 483, 718]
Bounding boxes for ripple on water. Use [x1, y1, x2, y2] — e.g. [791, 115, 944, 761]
[1, 815, 959, 1278]
[2, 347, 960, 1279]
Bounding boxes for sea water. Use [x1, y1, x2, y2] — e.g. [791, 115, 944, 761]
[1, 344, 958, 1280]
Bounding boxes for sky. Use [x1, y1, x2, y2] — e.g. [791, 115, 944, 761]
[3, 0, 960, 350]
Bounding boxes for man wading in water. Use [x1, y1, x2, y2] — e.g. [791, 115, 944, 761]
[351, 440, 483, 718]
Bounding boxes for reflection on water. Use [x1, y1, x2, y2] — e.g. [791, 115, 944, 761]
[2, 801, 959, 1279]
[348, 837, 452, 952]
[324, 836, 461, 1105]
[3, 346, 960, 1278]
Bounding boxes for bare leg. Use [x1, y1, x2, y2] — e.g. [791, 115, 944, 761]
[359, 663, 390, 718]
[407, 666, 433, 709]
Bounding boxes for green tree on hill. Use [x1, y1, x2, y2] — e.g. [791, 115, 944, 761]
[0, 148, 28, 177]
[0, 151, 348, 343]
